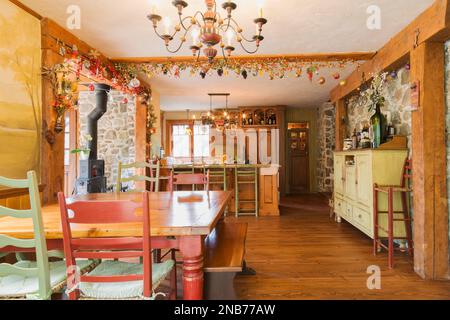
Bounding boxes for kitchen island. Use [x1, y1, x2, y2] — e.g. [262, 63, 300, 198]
[159, 163, 280, 216]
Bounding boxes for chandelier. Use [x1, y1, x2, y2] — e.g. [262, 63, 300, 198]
[147, 0, 268, 62]
[200, 93, 238, 131]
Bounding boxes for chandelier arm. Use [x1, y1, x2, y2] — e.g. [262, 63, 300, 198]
[153, 28, 169, 41]
[195, 45, 201, 63]
[178, 15, 191, 31]
[221, 46, 229, 64]
[220, 16, 233, 33]
[165, 27, 192, 54]
[229, 17, 259, 43]
[193, 11, 206, 24]
[239, 41, 260, 54]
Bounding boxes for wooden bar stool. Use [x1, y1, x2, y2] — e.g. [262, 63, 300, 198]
[373, 159, 414, 269]
[235, 166, 259, 218]
[208, 166, 228, 215]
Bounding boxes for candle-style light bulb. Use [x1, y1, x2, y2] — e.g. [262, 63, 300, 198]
[150, 0, 160, 14]
[163, 16, 171, 35]
[226, 29, 234, 46]
[257, 0, 264, 18]
[191, 28, 200, 45]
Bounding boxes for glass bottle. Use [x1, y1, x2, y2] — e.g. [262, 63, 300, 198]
[370, 104, 387, 148]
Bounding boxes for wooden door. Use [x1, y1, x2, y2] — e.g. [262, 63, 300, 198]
[288, 128, 309, 193]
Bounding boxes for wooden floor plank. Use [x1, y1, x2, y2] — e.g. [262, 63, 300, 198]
[226, 194, 450, 300]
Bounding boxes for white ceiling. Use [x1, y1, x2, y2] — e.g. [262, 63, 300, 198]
[21, 0, 434, 109]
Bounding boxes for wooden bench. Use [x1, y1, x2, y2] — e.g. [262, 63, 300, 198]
[204, 222, 248, 300]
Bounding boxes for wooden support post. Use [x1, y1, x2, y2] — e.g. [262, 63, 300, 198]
[335, 99, 346, 151]
[410, 41, 449, 280]
[41, 19, 65, 204]
[135, 97, 148, 191]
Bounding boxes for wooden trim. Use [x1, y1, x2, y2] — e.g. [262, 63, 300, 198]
[111, 52, 376, 64]
[334, 99, 346, 151]
[411, 41, 449, 280]
[8, 0, 43, 20]
[0, 185, 45, 200]
[330, 0, 450, 102]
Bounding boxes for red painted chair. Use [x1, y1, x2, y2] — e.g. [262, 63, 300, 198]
[373, 158, 414, 269]
[169, 170, 210, 192]
[58, 192, 176, 300]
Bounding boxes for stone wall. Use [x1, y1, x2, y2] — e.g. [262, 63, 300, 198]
[346, 67, 412, 150]
[316, 102, 335, 193]
[78, 90, 136, 189]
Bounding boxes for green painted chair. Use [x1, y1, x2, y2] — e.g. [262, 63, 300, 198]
[0, 171, 94, 300]
[208, 166, 228, 215]
[116, 161, 160, 193]
[234, 166, 259, 218]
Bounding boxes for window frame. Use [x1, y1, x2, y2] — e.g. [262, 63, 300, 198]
[166, 120, 210, 158]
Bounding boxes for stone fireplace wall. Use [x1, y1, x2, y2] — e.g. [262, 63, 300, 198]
[78, 90, 136, 189]
[345, 67, 412, 151]
[316, 102, 335, 193]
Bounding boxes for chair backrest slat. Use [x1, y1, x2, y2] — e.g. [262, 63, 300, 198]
[0, 234, 35, 249]
[58, 192, 153, 299]
[81, 275, 143, 283]
[0, 206, 33, 219]
[0, 264, 39, 277]
[0, 171, 51, 300]
[117, 161, 160, 193]
[401, 159, 413, 188]
[64, 200, 142, 224]
[169, 170, 210, 191]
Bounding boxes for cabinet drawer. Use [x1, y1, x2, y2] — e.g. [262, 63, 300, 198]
[341, 202, 352, 220]
[335, 197, 344, 216]
[353, 206, 372, 230]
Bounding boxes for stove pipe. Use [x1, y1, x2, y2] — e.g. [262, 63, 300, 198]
[87, 83, 111, 160]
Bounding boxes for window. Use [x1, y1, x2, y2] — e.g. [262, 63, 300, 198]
[194, 124, 210, 157]
[171, 124, 191, 158]
[169, 122, 210, 158]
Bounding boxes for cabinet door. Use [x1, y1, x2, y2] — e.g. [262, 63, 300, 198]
[356, 155, 371, 207]
[334, 155, 344, 195]
[345, 166, 356, 200]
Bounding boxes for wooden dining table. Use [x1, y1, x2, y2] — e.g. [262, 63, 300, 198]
[0, 191, 232, 300]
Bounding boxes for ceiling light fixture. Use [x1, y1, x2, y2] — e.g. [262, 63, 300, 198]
[147, 0, 268, 63]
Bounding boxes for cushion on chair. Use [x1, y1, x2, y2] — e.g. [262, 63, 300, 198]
[0, 259, 95, 299]
[79, 260, 175, 300]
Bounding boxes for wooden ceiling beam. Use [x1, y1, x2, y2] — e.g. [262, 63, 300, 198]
[110, 52, 375, 64]
[8, 0, 42, 20]
[330, 0, 450, 102]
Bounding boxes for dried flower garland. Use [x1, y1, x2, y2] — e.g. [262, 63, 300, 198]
[116, 58, 361, 84]
[42, 62, 79, 133]
[42, 44, 150, 133]
[356, 72, 389, 112]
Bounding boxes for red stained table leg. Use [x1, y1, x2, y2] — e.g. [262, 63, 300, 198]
[179, 235, 204, 300]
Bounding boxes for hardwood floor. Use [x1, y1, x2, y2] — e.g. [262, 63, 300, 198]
[226, 194, 450, 300]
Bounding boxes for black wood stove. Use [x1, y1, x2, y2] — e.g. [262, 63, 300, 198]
[75, 83, 111, 194]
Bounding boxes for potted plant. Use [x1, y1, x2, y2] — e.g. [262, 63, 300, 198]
[71, 134, 92, 160]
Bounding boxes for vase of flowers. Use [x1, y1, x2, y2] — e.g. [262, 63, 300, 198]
[71, 134, 93, 160]
[359, 72, 388, 148]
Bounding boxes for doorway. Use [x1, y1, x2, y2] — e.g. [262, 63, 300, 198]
[288, 123, 309, 194]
